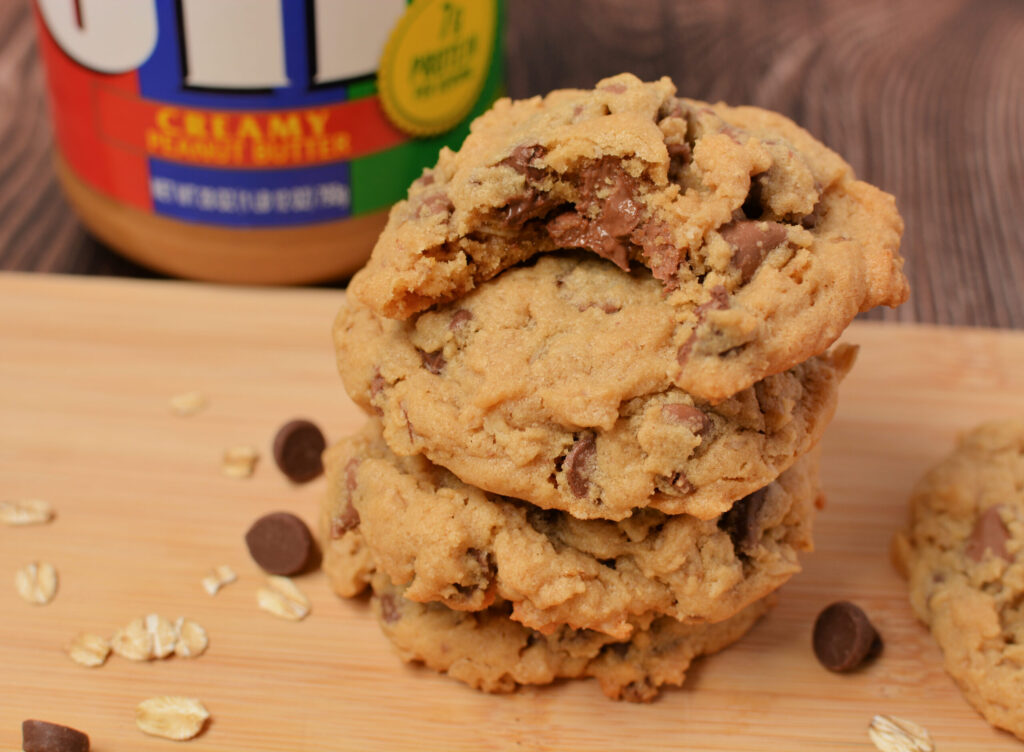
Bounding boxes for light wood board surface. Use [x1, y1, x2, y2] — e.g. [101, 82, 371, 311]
[1, 272, 1023, 751]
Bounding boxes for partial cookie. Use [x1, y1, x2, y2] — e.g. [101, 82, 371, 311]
[893, 420, 1024, 740]
[321, 420, 817, 639]
[349, 73, 906, 402]
[368, 570, 771, 702]
[336, 254, 854, 521]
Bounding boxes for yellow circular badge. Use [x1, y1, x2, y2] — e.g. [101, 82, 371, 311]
[378, 0, 498, 137]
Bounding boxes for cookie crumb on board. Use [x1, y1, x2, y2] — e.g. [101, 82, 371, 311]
[169, 390, 207, 416]
[0, 498, 54, 526]
[202, 564, 237, 595]
[135, 696, 209, 741]
[15, 561, 58, 605]
[257, 576, 311, 621]
[222, 445, 259, 478]
[868, 714, 934, 752]
[66, 633, 111, 668]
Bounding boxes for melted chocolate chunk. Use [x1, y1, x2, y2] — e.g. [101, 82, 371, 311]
[332, 504, 360, 537]
[564, 431, 598, 498]
[417, 347, 446, 374]
[449, 309, 473, 330]
[662, 404, 712, 435]
[813, 601, 883, 672]
[379, 594, 401, 624]
[718, 488, 769, 555]
[503, 189, 564, 227]
[547, 212, 631, 270]
[965, 506, 1010, 562]
[720, 220, 789, 284]
[501, 144, 548, 180]
[634, 220, 683, 286]
[676, 286, 730, 366]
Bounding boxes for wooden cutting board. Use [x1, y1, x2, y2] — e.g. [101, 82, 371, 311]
[1, 272, 1023, 752]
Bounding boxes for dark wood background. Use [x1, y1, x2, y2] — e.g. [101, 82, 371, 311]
[2, 0, 1022, 328]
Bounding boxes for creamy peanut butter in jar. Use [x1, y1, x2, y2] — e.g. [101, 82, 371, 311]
[35, 0, 504, 283]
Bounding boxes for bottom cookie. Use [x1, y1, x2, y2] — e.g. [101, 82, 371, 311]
[368, 571, 771, 702]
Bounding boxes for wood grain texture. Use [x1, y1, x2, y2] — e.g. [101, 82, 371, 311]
[1, 0, 1023, 326]
[2, 273, 1024, 751]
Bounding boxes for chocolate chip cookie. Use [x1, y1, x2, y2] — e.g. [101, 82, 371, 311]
[348, 73, 906, 402]
[321, 419, 817, 639]
[366, 570, 771, 702]
[893, 420, 1024, 740]
[336, 253, 854, 521]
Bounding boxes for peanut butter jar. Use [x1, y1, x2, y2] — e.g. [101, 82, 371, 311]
[35, 0, 504, 284]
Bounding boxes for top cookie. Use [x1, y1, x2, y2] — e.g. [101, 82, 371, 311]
[894, 420, 1024, 741]
[349, 73, 906, 402]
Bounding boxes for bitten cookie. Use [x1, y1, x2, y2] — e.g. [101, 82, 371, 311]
[367, 570, 771, 702]
[321, 420, 818, 638]
[337, 253, 855, 521]
[349, 73, 906, 402]
[893, 420, 1024, 740]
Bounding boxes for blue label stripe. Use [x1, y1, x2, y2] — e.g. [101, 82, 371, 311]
[148, 159, 352, 227]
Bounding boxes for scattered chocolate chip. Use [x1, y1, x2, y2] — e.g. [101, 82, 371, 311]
[717, 488, 768, 555]
[662, 404, 711, 435]
[564, 432, 598, 498]
[720, 220, 788, 283]
[245, 512, 315, 576]
[417, 347, 446, 374]
[966, 506, 1010, 562]
[449, 309, 473, 330]
[813, 601, 883, 672]
[272, 419, 326, 483]
[22, 720, 89, 752]
[379, 593, 401, 624]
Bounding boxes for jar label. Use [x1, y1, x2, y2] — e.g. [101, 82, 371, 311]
[35, 0, 502, 228]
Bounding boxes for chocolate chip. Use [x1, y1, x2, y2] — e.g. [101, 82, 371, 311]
[634, 220, 682, 287]
[379, 593, 401, 624]
[717, 488, 768, 555]
[449, 309, 473, 330]
[600, 82, 627, 94]
[503, 188, 563, 226]
[813, 601, 883, 672]
[662, 404, 711, 435]
[801, 200, 823, 229]
[417, 347, 446, 374]
[22, 720, 89, 752]
[331, 505, 360, 538]
[966, 506, 1010, 562]
[564, 432, 597, 497]
[547, 211, 632, 271]
[273, 419, 326, 483]
[720, 220, 788, 283]
[420, 192, 453, 215]
[245, 512, 315, 576]
[676, 286, 730, 366]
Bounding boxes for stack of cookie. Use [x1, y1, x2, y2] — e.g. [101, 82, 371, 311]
[321, 74, 907, 701]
